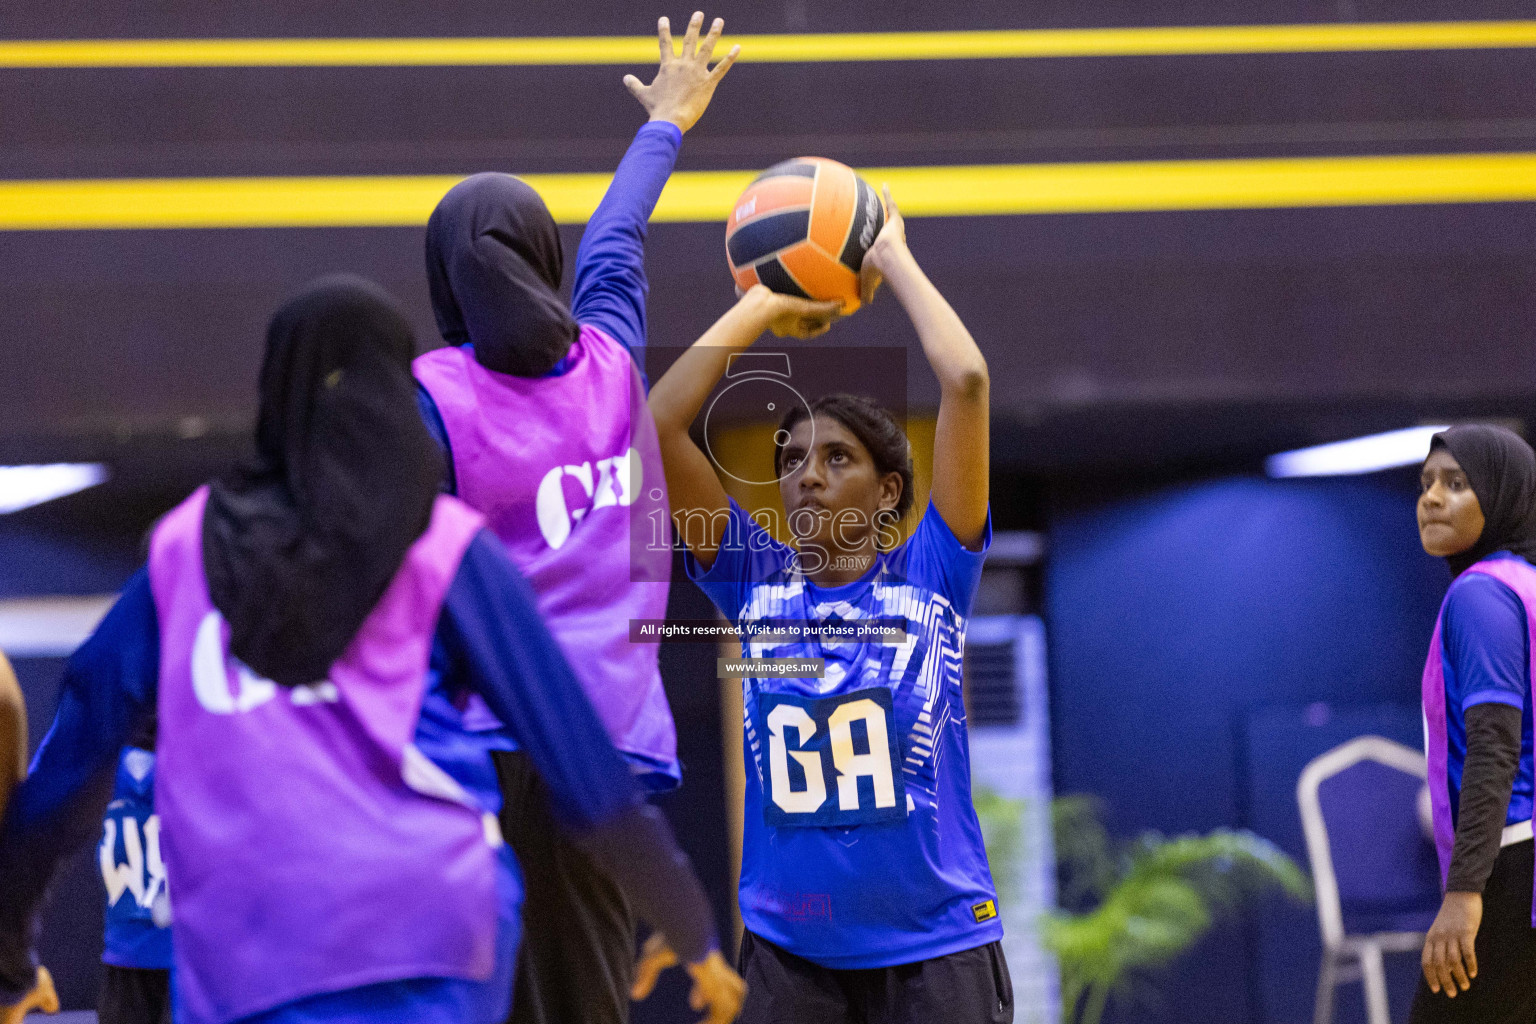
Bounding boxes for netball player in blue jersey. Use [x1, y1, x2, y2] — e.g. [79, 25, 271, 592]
[645, 190, 1012, 1023]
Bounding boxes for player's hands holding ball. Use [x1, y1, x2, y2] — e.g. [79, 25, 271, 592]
[860, 184, 908, 307]
[625, 12, 740, 133]
[631, 931, 746, 1024]
[736, 284, 843, 339]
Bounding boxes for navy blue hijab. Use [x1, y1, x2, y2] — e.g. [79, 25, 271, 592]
[425, 173, 578, 377]
[203, 276, 443, 686]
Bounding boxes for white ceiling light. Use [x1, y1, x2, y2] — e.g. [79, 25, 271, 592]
[0, 595, 115, 656]
[0, 463, 110, 514]
[1266, 426, 1451, 478]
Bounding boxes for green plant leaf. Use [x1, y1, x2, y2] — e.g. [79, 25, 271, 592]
[1046, 797, 1312, 1024]
[1052, 794, 1117, 911]
[973, 784, 1028, 908]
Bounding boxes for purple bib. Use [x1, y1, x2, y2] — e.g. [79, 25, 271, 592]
[414, 328, 676, 775]
[149, 488, 499, 1024]
[1422, 555, 1536, 923]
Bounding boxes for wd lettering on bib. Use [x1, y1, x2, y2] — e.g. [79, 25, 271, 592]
[758, 687, 906, 828]
[101, 811, 166, 912]
[101, 747, 173, 969]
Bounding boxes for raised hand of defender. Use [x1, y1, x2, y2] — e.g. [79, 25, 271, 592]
[632, 932, 746, 1024]
[624, 12, 740, 133]
[860, 184, 908, 307]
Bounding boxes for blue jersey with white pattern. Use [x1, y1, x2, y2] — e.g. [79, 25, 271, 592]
[688, 499, 1002, 969]
[101, 747, 172, 970]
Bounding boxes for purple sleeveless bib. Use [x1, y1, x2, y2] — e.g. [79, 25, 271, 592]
[149, 488, 499, 1024]
[1422, 555, 1536, 924]
[413, 327, 676, 777]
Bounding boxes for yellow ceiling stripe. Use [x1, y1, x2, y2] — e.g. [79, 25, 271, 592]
[0, 22, 1533, 68]
[0, 152, 1532, 231]
[874, 153, 1536, 217]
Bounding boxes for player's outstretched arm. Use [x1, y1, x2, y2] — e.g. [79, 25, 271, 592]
[648, 287, 841, 568]
[861, 186, 990, 547]
[572, 14, 741, 368]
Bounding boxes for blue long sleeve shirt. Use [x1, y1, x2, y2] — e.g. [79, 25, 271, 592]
[1440, 550, 1535, 829]
[417, 120, 680, 492]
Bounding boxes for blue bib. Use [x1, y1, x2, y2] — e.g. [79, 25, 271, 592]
[101, 747, 172, 970]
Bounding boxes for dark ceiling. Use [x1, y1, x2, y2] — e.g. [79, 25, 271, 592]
[2, 0, 1533, 497]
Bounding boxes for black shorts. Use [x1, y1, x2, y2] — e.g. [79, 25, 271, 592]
[494, 750, 638, 1024]
[1408, 840, 1536, 1024]
[97, 965, 171, 1024]
[737, 929, 1014, 1024]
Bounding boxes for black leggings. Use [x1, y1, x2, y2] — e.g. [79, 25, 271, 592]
[736, 929, 1013, 1024]
[494, 750, 638, 1024]
[1408, 840, 1536, 1024]
[97, 966, 171, 1024]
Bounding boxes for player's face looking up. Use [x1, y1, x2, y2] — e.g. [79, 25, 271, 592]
[778, 415, 903, 555]
[1419, 448, 1486, 557]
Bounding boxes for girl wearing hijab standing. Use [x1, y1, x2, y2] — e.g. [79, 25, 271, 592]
[412, 13, 741, 1024]
[0, 277, 743, 1024]
[1412, 424, 1536, 1022]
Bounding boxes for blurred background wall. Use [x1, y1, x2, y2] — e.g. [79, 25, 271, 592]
[3, 0, 1534, 1020]
[1048, 469, 1449, 1020]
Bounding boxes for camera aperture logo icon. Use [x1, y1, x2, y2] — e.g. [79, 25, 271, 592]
[703, 352, 814, 487]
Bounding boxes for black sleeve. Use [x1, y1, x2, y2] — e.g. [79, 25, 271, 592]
[569, 803, 718, 964]
[1446, 702, 1525, 893]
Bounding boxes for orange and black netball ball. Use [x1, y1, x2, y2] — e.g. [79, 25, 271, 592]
[725, 157, 885, 313]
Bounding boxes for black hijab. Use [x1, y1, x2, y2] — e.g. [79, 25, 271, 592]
[203, 275, 444, 686]
[425, 173, 578, 377]
[1430, 424, 1536, 577]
